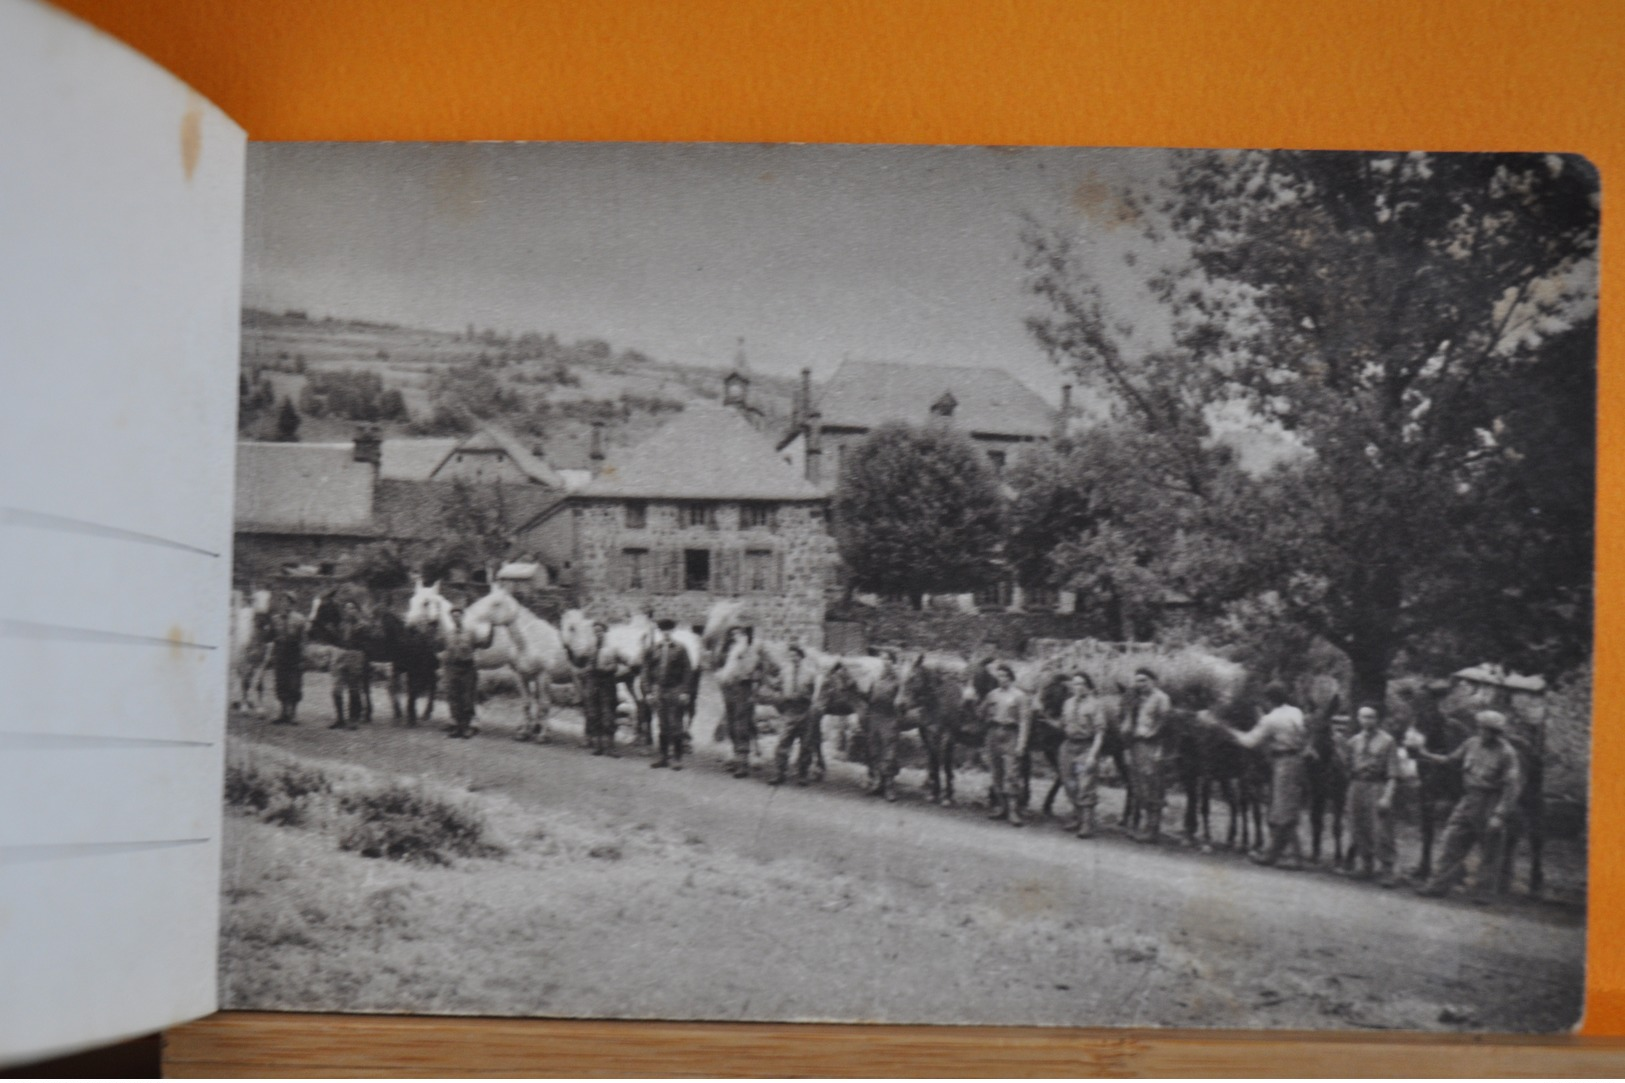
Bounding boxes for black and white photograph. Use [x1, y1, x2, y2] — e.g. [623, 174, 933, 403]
[222, 142, 1595, 1033]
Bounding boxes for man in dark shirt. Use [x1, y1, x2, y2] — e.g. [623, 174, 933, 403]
[329, 600, 371, 730]
[770, 643, 820, 786]
[647, 619, 694, 770]
[268, 595, 307, 725]
[441, 605, 491, 739]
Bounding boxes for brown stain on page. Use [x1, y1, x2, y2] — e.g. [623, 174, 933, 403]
[179, 95, 203, 182]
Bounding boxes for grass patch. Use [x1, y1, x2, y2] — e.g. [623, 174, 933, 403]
[226, 746, 503, 866]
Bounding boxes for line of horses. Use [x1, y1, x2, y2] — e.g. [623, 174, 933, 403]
[230, 585, 1549, 896]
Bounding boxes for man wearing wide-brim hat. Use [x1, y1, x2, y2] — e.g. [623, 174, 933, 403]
[1410, 709, 1523, 898]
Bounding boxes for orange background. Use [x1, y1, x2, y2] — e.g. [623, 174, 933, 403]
[53, 0, 1624, 1036]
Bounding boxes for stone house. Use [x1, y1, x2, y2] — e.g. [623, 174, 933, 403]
[517, 403, 835, 645]
[234, 426, 565, 590]
[776, 359, 1063, 485]
[774, 359, 1078, 614]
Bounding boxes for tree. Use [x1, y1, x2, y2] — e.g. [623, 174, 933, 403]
[421, 479, 513, 584]
[273, 397, 301, 442]
[833, 422, 1005, 605]
[1025, 150, 1598, 704]
[352, 542, 412, 592]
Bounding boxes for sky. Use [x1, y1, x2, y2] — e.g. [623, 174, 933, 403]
[244, 142, 1177, 405]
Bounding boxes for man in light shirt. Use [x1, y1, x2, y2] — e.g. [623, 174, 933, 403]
[1340, 704, 1401, 886]
[1412, 710, 1523, 899]
[1221, 684, 1309, 869]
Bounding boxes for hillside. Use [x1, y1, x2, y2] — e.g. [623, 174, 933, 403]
[238, 308, 798, 467]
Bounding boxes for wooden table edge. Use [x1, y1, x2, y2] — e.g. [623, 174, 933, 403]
[163, 1011, 1625, 1077]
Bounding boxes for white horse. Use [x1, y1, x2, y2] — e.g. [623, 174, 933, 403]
[560, 608, 683, 742]
[701, 600, 891, 759]
[459, 583, 578, 740]
[229, 589, 273, 712]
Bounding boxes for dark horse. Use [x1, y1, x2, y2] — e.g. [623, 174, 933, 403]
[896, 656, 987, 805]
[1179, 705, 1269, 853]
[310, 589, 439, 726]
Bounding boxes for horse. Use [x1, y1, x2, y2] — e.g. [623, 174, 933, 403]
[308, 585, 380, 723]
[373, 608, 440, 726]
[229, 589, 273, 712]
[1298, 678, 1350, 867]
[896, 654, 987, 805]
[1179, 705, 1269, 853]
[449, 583, 577, 740]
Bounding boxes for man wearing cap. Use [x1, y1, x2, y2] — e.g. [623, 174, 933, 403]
[1412, 710, 1523, 898]
[1220, 684, 1309, 868]
[268, 593, 308, 725]
[770, 643, 820, 786]
[441, 605, 492, 739]
[647, 619, 693, 770]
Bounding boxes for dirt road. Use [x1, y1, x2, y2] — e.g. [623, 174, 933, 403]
[221, 680, 1585, 1033]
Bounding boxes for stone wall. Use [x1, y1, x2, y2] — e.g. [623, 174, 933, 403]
[572, 498, 834, 645]
[841, 605, 1095, 656]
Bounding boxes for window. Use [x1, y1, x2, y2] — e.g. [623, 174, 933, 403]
[681, 502, 716, 530]
[317, 562, 335, 577]
[987, 450, 1006, 475]
[624, 501, 647, 529]
[684, 549, 712, 592]
[1024, 585, 1058, 610]
[622, 547, 650, 590]
[744, 548, 775, 592]
[739, 503, 778, 531]
[974, 580, 1011, 610]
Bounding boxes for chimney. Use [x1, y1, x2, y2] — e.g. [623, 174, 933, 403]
[805, 407, 823, 486]
[589, 421, 605, 466]
[1056, 384, 1073, 438]
[352, 425, 382, 468]
[794, 366, 812, 429]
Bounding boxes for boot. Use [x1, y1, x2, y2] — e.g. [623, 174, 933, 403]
[987, 795, 1006, 821]
[1377, 864, 1399, 889]
[650, 740, 670, 768]
[883, 777, 898, 803]
[1077, 807, 1096, 839]
[1007, 802, 1025, 827]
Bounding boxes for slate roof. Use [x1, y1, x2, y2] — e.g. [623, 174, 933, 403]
[579, 406, 825, 501]
[380, 438, 461, 480]
[235, 443, 379, 536]
[373, 479, 566, 540]
[450, 426, 567, 487]
[810, 360, 1055, 439]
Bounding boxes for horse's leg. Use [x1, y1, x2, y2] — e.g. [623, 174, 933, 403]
[1041, 747, 1062, 817]
[1114, 747, 1136, 827]
[1414, 794, 1436, 880]
[923, 725, 942, 804]
[1529, 798, 1545, 896]
[389, 663, 404, 722]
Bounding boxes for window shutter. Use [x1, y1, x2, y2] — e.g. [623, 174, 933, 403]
[663, 548, 683, 594]
[609, 548, 627, 591]
[773, 548, 786, 593]
[717, 547, 739, 595]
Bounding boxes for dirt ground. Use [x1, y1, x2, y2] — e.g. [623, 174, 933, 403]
[219, 675, 1586, 1033]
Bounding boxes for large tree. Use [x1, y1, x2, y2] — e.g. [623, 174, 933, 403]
[1024, 150, 1598, 703]
[833, 422, 1005, 606]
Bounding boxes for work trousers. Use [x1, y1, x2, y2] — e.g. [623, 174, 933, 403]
[1058, 738, 1100, 812]
[1425, 789, 1507, 894]
[866, 708, 900, 787]
[655, 687, 689, 761]
[444, 661, 478, 732]
[722, 681, 757, 758]
[985, 724, 1023, 803]
[1129, 739, 1167, 828]
[773, 699, 817, 779]
[1345, 777, 1397, 872]
[582, 671, 619, 742]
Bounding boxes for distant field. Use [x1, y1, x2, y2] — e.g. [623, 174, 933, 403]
[239, 310, 795, 457]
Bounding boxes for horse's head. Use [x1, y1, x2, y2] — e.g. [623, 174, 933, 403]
[896, 653, 933, 715]
[701, 599, 748, 661]
[405, 580, 448, 630]
[815, 660, 862, 715]
[1038, 671, 1073, 720]
[558, 608, 597, 667]
[467, 583, 520, 628]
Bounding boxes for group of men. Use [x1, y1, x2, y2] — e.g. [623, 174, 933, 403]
[1191, 687, 1525, 898]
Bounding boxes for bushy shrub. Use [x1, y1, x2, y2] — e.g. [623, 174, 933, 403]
[337, 783, 503, 866]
